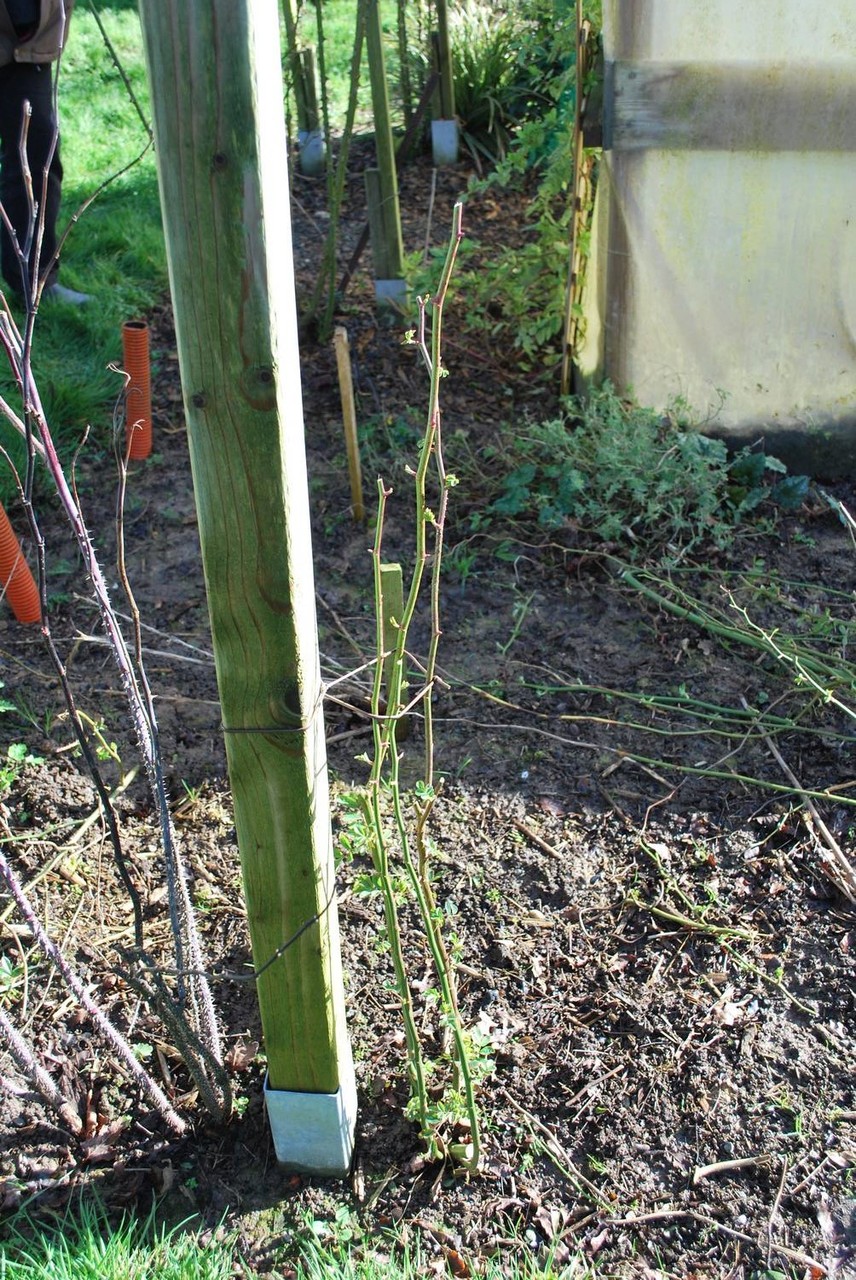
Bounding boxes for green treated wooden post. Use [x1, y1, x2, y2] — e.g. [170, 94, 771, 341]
[396, 0, 414, 126]
[364, 0, 406, 306]
[281, 1, 325, 174]
[379, 563, 403, 699]
[434, 0, 454, 119]
[431, 0, 458, 164]
[137, 0, 355, 1174]
[379, 562, 408, 740]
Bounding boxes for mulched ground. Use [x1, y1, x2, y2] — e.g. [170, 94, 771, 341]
[0, 133, 854, 1279]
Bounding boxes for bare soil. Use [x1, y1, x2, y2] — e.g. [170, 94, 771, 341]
[0, 141, 854, 1278]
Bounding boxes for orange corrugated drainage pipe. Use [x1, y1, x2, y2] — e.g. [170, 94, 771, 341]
[122, 320, 152, 461]
[0, 502, 40, 624]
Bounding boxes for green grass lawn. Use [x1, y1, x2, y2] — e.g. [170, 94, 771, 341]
[0, 1198, 589, 1279]
[0, 1201, 237, 1280]
[0, 0, 165, 503]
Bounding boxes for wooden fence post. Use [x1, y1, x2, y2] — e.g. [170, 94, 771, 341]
[431, 0, 458, 164]
[333, 326, 365, 523]
[138, 0, 356, 1175]
[364, 0, 406, 307]
[280, 1, 326, 174]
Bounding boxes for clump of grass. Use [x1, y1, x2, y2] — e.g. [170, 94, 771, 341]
[449, 0, 524, 164]
[0, 1200, 237, 1280]
[298, 1220, 591, 1279]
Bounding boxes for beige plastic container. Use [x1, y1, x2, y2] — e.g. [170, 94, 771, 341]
[576, 1, 856, 474]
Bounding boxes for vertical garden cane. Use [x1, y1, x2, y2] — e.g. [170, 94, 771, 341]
[138, 0, 356, 1173]
[365, 0, 406, 307]
[431, 0, 458, 164]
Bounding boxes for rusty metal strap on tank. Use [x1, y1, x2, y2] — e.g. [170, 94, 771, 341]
[604, 61, 856, 151]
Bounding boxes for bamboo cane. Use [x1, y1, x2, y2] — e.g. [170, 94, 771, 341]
[333, 327, 364, 522]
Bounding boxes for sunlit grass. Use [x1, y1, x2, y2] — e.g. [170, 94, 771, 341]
[297, 1224, 595, 1279]
[0, 1200, 236, 1280]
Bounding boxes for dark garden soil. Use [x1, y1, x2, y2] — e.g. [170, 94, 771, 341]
[0, 138, 854, 1279]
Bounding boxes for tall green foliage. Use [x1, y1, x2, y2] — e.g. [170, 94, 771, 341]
[400, 1, 595, 370]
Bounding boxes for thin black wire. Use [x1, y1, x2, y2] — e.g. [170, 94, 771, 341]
[132, 880, 338, 986]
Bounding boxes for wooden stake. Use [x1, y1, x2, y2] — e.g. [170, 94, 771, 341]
[379, 562, 403, 697]
[364, 167, 390, 279]
[365, 0, 405, 292]
[433, 0, 455, 120]
[138, 0, 355, 1173]
[379, 562, 408, 740]
[298, 47, 320, 133]
[333, 327, 364, 523]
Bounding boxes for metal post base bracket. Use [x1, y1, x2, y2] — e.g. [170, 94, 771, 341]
[297, 128, 326, 176]
[264, 1067, 357, 1175]
[431, 118, 459, 165]
[374, 278, 408, 310]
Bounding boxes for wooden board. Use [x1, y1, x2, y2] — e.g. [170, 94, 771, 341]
[607, 60, 856, 151]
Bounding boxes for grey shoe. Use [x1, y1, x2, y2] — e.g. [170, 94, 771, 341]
[42, 282, 92, 306]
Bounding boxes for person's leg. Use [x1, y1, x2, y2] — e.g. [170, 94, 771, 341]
[0, 61, 62, 294]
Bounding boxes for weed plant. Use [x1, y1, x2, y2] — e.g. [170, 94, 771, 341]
[406, 2, 600, 367]
[467, 388, 809, 560]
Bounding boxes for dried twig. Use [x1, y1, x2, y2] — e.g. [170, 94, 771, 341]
[745, 696, 856, 902]
[693, 1152, 774, 1183]
[607, 1207, 825, 1273]
[511, 819, 564, 858]
[767, 1156, 788, 1269]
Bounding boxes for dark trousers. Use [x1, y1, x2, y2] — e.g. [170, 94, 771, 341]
[0, 60, 62, 292]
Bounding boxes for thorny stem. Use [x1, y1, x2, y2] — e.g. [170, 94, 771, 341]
[731, 598, 856, 723]
[306, 0, 366, 339]
[0, 851, 185, 1134]
[0, 98, 224, 1124]
[85, 0, 153, 142]
[507, 668, 831, 739]
[0, 1006, 83, 1135]
[7, 303, 227, 1078]
[112, 402, 221, 1060]
[119, 951, 232, 1123]
[0, 165, 148, 958]
[622, 566, 856, 695]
